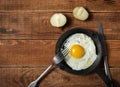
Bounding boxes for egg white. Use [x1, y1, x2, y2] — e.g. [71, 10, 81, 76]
[62, 33, 97, 70]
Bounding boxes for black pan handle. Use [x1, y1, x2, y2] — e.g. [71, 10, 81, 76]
[95, 67, 116, 87]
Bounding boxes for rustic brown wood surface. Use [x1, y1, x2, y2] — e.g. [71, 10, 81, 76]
[0, 0, 120, 87]
[0, 12, 120, 40]
[0, 40, 119, 67]
[0, 68, 120, 87]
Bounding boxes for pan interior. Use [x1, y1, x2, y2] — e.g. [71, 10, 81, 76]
[60, 33, 98, 71]
[55, 28, 102, 75]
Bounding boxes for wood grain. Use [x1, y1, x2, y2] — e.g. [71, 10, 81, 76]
[86, 0, 120, 12]
[0, 68, 119, 87]
[0, 40, 119, 67]
[0, 12, 120, 40]
[0, 0, 120, 12]
[0, 40, 55, 67]
[0, 0, 86, 11]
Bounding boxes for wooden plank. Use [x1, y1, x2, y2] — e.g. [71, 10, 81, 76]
[86, 0, 120, 12]
[0, 40, 56, 67]
[108, 40, 120, 67]
[0, 68, 119, 87]
[0, 0, 120, 12]
[0, 40, 119, 67]
[0, 12, 120, 40]
[0, 0, 86, 11]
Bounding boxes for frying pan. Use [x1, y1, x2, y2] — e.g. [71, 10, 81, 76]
[55, 28, 116, 87]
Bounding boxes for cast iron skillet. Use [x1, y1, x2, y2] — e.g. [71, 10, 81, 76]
[55, 28, 115, 87]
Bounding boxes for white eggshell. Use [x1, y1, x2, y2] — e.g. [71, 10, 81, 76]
[50, 13, 67, 27]
[73, 7, 89, 21]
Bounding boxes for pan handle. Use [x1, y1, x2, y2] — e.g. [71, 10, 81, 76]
[95, 67, 116, 87]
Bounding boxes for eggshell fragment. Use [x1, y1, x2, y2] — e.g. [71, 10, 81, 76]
[50, 13, 67, 27]
[73, 7, 89, 21]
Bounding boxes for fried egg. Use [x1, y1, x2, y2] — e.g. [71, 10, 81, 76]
[62, 33, 97, 70]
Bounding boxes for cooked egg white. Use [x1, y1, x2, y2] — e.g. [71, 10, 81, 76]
[62, 33, 97, 70]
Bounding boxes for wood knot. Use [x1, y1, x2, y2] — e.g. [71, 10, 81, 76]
[0, 27, 18, 34]
[104, 0, 116, 4]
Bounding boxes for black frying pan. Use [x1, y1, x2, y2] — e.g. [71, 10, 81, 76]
[55, 28, 116, 87]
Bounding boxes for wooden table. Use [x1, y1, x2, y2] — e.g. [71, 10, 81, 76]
[0, 0, 120, 87]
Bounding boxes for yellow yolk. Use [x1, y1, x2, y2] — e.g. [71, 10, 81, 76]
[70, 44, 84, 59]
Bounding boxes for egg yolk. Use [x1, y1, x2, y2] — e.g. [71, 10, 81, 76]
[70, 44, 84, 59]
